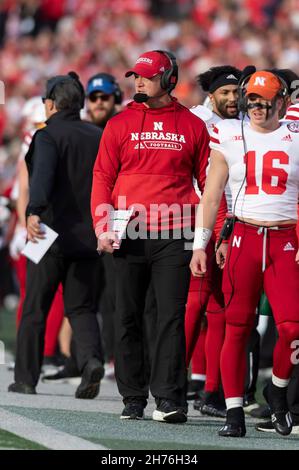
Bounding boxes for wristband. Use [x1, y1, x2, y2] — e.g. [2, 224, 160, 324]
[193, 227, 212, 251]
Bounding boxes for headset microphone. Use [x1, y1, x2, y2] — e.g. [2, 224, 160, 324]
[133, 93, 149, 103]
[133, 89, 169, 103]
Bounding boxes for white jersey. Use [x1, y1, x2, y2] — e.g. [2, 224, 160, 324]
[191, 105, 221, 134]
[210, 119, 299, 221]
[191, 105, 232, 210]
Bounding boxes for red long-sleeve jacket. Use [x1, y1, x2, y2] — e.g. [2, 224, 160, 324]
[91, 98, 217, 236]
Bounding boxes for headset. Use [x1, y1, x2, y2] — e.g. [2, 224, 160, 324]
[87, 73, 123, 105]
[237, 65, 289, 115]
[153, 50, 178, 93]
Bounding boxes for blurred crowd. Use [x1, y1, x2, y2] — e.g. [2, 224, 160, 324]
[1, 0, 299, 303]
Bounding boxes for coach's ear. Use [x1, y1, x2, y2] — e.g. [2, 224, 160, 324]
[43, 98, 57, 118]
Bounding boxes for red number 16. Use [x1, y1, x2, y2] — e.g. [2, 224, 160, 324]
[245, 150, 289, 195]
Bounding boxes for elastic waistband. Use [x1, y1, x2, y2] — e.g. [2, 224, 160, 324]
[235, 219, 296, 231]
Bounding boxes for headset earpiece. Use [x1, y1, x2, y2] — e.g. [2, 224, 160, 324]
[276, 76, 288, 98]
[237, 66, 256, 115]
[110, 76, 123, 105]
[153, 50, 178, 93]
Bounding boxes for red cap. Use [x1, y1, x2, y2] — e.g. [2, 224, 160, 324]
[246, 71, 282, 100]
[125, 51, 171, 79]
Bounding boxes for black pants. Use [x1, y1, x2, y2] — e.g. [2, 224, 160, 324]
[99, 253, 116, 362]
[14, 253, 104, 386]
[113, 237, 192, 406]
[143, 282, 157, 377]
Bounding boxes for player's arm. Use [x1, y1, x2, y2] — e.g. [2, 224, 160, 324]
[190, 149, 228, 276]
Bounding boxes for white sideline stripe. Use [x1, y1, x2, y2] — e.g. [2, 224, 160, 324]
[0, 408, 108, 450]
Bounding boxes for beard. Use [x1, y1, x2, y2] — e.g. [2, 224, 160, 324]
[89, 107, 115, 128]
[216, 101, 238, 119]
[90, 110, 109, 127]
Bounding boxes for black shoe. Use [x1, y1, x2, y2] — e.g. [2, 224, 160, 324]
[256, 416, 299, 434]
[255, 420, 275, 433]
[8, 382, 36, 394]
[187, 379, 205, 401]
[197, 391, 227, 418]
[218, 407, 246, 438]
[42, 367, 81, 384]
[263, 383, 292, 436]
[75, 358, 104, 399]
[42, 355, 65, 367]
[250, 404, 271, 419]
[193, 397, 203, 411]
[153, 399, 187, 423]
[243, 394, 271, 418]
[120, 398, 146, 420]
[41, 354, 66, 374]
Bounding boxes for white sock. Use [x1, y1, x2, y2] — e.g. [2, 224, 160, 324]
[272, 373, 290, 388]
[226, 397, 243, 410]
[191, 374, 206, 381]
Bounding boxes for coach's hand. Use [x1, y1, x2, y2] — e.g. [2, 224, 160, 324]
[27, 215, 45, 243]
[190, 249, 207, 277]
[296, 249, 299, 264]
[97, 232, 119, 254]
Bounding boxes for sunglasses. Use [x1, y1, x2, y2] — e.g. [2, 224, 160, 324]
[88, 93, 111, 102]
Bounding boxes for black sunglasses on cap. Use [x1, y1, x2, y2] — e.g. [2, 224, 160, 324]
[88, 93, 112, 102]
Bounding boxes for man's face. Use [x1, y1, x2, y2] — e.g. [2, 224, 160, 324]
[134, 74, 163, 98]
[211, 85, 239, 118]
[87, 92, 115, 126]
[247, 94, 280, 127]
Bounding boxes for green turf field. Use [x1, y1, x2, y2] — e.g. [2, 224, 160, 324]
[0, 429, 47, 450]
[1, 305, 298, 450]
[1, 404, 298, 450]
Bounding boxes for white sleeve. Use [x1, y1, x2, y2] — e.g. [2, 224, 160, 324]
[209, 124, 226, 154]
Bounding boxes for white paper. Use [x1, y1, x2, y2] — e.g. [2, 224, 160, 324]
[110, 207, 134, 249]
[21, 223, 58, 264]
